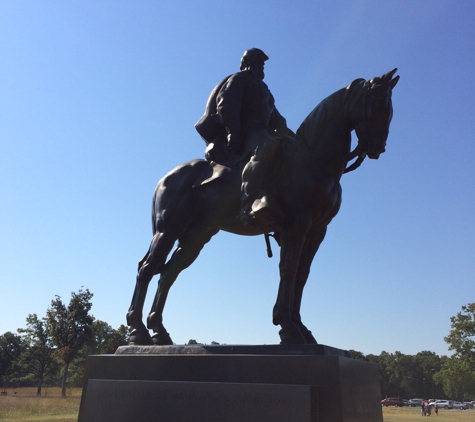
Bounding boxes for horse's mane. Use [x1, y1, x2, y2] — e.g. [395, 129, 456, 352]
[296, 78, 366, 150]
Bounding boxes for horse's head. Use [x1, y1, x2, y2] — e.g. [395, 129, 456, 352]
[345, 69, 399, 172]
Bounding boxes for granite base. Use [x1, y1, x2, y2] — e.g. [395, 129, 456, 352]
[78, 344, 382, 422]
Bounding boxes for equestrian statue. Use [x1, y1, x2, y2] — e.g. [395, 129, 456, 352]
[126, 48, 399, 346]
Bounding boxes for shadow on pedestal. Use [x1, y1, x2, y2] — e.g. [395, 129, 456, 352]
[78, 344, 382, 422]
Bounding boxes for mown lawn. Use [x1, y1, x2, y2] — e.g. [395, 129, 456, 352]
[1, 388, 473, 421]
[0, 387, 81, 422]
[383, 405, 475, 422]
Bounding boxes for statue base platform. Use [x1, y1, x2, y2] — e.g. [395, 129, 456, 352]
[78, 344, 382, 422]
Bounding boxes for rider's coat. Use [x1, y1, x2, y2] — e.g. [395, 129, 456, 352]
[195, 70, 287, 162]
[216, 70, 286, 142]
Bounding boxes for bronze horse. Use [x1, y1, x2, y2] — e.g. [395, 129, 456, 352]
[127, 69, 399, 345]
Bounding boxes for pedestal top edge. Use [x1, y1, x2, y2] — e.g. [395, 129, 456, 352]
[115, 344, 353, 358]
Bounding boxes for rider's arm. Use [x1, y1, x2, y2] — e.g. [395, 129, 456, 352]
[216, 73, 247, 151]
[270, 107, 295, 138]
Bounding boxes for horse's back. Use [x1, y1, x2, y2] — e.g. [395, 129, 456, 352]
[152, 159, 211, 233]
[156, 159, 210, 190]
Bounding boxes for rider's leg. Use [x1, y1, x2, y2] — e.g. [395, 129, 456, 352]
[240, 132, 282, 225]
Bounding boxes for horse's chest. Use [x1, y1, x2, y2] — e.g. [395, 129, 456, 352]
[286, 177, 341, 223]
[274, 157, 342, 222]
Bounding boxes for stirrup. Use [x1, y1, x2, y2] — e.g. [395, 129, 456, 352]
[239, 205, 252, 226]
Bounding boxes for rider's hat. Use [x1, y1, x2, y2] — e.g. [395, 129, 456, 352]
[240, 48, 269, 71]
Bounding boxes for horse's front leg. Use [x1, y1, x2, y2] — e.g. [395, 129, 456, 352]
[291, 225, 327, 344]
[273, 213, 312, 344]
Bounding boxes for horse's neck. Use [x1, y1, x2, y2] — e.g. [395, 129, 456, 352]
[296, 88, 352, 169]
[318, 125, 352, 169]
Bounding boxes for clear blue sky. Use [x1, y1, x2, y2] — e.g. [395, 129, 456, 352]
[1, 1, 473, 357]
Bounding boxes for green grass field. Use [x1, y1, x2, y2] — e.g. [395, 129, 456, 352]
[1, 388, 473, 421]
[383, 406, 475, 422]
[0, 387, 81, 422]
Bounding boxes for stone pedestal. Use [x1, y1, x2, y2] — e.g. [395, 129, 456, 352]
[78, 344, 382, 422]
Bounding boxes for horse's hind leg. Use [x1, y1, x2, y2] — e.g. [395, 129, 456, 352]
[127, 230, 178, 345]
[147, 224, 219, 345]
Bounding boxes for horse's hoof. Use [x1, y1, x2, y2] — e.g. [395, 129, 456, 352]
[151, 331, 173, 345]
[129, 328, 152, 345]
[279, 327, 307, 345]
[295, 323, 318, 344]
[301, 329, 318, 344]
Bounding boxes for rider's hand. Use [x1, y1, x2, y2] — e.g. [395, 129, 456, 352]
[227, 133, 242, 153]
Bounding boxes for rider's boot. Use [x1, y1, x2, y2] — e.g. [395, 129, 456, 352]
[239, 138, 283, 227]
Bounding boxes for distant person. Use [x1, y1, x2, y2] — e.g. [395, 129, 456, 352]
[421, 401, 426, 416]
[425, 401, 431, 416]
[434, 403, 438, 416]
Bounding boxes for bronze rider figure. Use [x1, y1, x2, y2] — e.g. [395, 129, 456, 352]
[195, 48, 292, 226]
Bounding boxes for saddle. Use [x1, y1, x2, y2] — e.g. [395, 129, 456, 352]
[193, 137, 291, 233]
[191, 160, 239, 188]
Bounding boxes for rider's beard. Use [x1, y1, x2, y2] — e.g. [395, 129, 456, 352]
[252, 67, 265, 80]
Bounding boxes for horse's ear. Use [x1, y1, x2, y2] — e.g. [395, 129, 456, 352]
[389, 75, 400, 89]
[382, 68, 398, 82]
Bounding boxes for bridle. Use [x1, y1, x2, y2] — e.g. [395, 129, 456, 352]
[343, 80, 372, 174]
[343, 143, 367, 173]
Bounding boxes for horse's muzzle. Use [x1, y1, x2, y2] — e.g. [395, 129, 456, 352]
[368, 150, 383, 159]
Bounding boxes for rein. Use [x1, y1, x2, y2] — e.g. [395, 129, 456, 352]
[343, 144, 367, 173]
[343, 81, 371, 174]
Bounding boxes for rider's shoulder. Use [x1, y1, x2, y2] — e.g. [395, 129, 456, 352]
[219, 71, 258, 93]
[225, 70, 254, 84]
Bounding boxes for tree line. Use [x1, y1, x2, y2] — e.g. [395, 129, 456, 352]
[351, 302, 475, 401]
[0, 288, 129, 397]
[1, 288, 474, 401]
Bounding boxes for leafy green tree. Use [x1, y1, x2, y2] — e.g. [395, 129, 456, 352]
[444, 303, 475, 360]
[385, 351, 418, 397]
[353, 349, 446, 399]
[435, 303, 475, 400]
[434, 357, 475, 400]
[414, 351, 445, 399]
[349, 350, 368, 361]
[88, 321, 130, 354]
[46, 288, 94, 397]
[16, 314, 58, 395]
[68, 321, 130, 386]
[0, 332, 23, 388]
